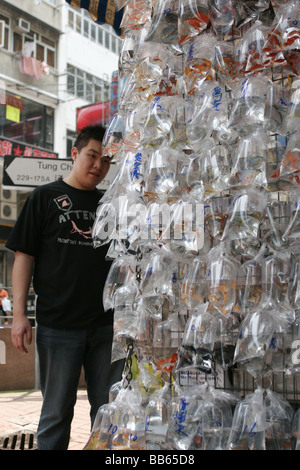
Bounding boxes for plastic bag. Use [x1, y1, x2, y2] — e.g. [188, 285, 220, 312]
[166, 388, 203, 450]
[184, 33, 218, 95]
[186, 82, 229, 144]
[228, 75, 272, 135]
[228, 129, 268, 190]
[175, 303, 217, 374]
[102, 256, 136, 311]
[261, 195, 292, 251]
[233, 306, 276, 378]
[102, 113, 124, 162]
[292, 408, 300, 450]
[178, 0, 209, 45]
[265, 389, 294, 450]
[181, 256, 207, 308]
[145, 382, 174, 449]
[284, 188, 300, 240]
[141, 96, 175, 149]
[113, 279, 140, 341]
[236, 245, 265, 315]
[222, 189, 267, 243]
[187, 142, 230, 198]
[135, 296, 163, 361]
[120, 0, 152, 30]
[196, 387, 237, 450]
[95, 388, 146, 450]
[144, 146, 181, 201]
[153, 313, 183, 373]
[214, 40, 238, 88]
[208, 0, 236, 38]
[205, 244, 240, 317]
[145, 0, 178, 44]
[227, 387, 266, 450]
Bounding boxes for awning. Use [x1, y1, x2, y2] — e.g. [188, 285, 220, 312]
[76, 102, 110, 133]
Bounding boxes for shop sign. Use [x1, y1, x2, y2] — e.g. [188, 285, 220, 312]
[0, 137, 57, 159]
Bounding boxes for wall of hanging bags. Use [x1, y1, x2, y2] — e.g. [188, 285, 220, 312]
[87, 0, 300, 450]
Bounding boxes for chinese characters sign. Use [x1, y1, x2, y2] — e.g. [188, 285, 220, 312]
[0, 137, 57, 159]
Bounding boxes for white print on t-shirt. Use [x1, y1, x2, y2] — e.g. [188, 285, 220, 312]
[54, 194, 96, 245]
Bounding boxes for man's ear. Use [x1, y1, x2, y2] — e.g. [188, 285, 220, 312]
[71, 147, 78, 163]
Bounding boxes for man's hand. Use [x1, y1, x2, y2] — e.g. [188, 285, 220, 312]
[11, 315, 32, 354]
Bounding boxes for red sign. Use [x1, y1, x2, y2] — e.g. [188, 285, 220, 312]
[0, 137, 57, 159]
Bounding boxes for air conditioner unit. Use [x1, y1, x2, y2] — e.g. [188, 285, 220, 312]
[17, 18, 30, 33]
[0, 203, 17, 221]
[1, 189, 17, 203]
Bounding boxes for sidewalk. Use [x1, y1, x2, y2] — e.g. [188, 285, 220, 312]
[0, 388, 91, 450]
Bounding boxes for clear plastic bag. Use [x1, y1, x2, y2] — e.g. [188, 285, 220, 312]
[95, 388, 146, 450]
[113, 279, 140, 341]
[178, 0, 209, 45]
[145, 382, 174, 449]
[142, 96, 175, 149]
[181, 256, 207, 308]
[166, 388, 203, 450]
[265, 389, 294, 450]
[145, 0, 178, 44]
[186, 81, 229, 144]
[233, 306, 276, 378]
[120, 0, 152, 30]
[229, 75, 274, 135]
[187, 142, 230, 198]
[144, 146, 181, 201]
[214, 40, 238, 88]
[292, 407, 300, 450]
[153, 313, 183, 373]
[102, 113, 124, 162]
[208, 0, 236, 38]
[175, 303, 217, 374]
[227, 387, 266, 450]
[102, 256, 136, 311]
[184, 33, 218, 95]
[197, 387, 237, 450]
[236, 245, 265, 315]
[261, 195, 292, 251]
[228, 129, 268, 190]
[222, 189, 267, 242]
[205, 244, 240, 318]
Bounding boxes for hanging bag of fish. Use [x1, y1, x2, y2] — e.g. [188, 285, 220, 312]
[175, 302, 217, 376]
[226, 387, 267, 450]
[264, 389, 294, 450]
[95, 388, 146, 450]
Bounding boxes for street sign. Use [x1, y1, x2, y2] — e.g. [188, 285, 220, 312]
[3, 156, 73, 190]
[2, 155, 119, 191]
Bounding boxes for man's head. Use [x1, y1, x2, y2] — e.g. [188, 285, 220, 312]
[65, 125, 110, 191]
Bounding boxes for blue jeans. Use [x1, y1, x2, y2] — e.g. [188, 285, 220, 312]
[36, 324, 124, 450]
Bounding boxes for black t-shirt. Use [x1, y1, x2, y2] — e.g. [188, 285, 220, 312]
[6, 179, 113, 329]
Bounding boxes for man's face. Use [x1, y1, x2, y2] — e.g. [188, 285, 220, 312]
[71, 138, 110, 190]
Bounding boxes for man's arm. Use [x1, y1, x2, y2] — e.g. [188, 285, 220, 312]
[11, 251, 35, 354]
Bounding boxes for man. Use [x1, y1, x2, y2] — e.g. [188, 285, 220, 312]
[6, 126, 124, 450]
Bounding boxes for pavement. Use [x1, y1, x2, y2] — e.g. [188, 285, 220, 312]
[0, 388, 91, 450]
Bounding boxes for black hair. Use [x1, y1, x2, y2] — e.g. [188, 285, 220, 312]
[74, 125, 106, 152]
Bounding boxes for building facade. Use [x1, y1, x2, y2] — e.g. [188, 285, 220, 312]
[0, 0, 121, 289]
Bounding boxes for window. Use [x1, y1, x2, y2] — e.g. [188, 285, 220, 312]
[13, 30, 56, 68]
[0, 15, 9, 50]
[67, 5, 122, 55]
[0, 93, 55, 150]
[67, 64, 110, 103]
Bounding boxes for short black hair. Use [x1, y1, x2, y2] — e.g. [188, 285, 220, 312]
[74, 125, 106, 152]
